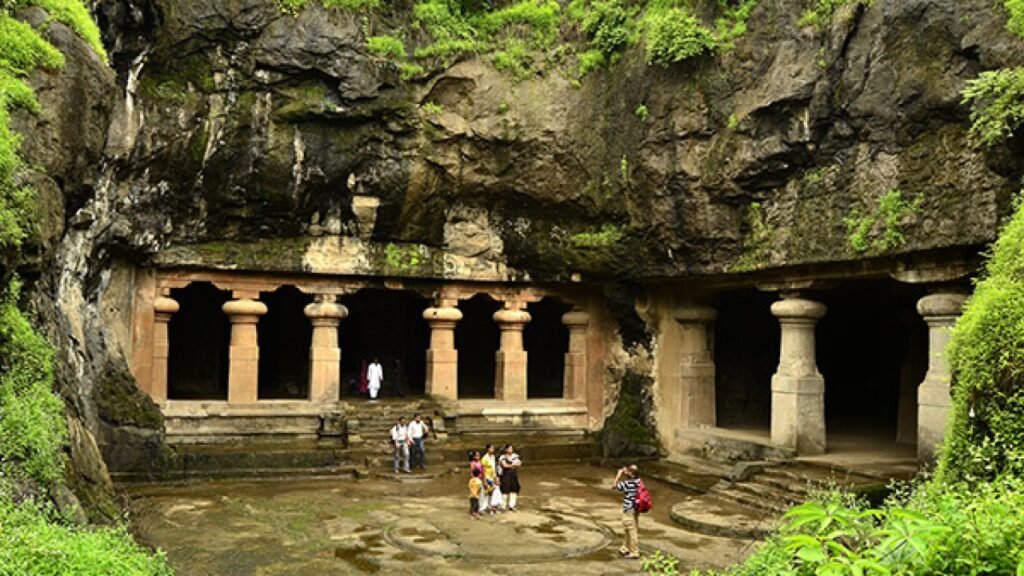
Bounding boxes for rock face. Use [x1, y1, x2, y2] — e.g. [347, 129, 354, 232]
[79, 0, 1024, 280]
[8, 0, 1024, 501]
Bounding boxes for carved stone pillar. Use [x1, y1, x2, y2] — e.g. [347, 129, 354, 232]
[494, 306, 531, 402]
[151, 295, 179, 404]
[674, 302, 718, 428]
[562, 310, 590, 400]
[770, 296, 827, 455]
[423, 303, 463, 402]
[916, 292, 967, 463]
[223, 296, 268, 404]
[304, 295, 348, 404]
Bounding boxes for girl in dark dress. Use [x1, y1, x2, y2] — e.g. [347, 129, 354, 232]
[498, 444, 522, 511]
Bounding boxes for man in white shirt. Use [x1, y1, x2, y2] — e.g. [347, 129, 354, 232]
[408, 414, 430, 470]
[367, 358, 383, 400]
[390, 416, 411, 473]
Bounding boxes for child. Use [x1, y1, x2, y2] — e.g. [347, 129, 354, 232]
[469, 468, 483, 519]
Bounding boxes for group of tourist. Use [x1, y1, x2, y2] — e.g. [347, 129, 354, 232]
[388, 414, 431, 473]
[467, 444, 522, 518]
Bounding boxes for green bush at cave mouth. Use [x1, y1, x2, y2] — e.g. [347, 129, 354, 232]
[937, 194, 1024, 483]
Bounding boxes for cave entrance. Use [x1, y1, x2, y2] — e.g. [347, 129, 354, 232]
[817, 280, 927, 451]
[456, 294, 501, 399]
[524, 297, 572, 398]
[257, 286, 313, 400]
[167, 282, 231, 400]
[714, 289, 778, 436]
[338, 289, 429, 398]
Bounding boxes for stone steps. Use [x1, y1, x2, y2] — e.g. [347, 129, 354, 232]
[669, 493, 776, 540]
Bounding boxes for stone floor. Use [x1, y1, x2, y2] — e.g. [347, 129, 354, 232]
[128, 464, 758, 575]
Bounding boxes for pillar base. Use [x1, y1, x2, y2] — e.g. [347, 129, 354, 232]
[309, 347, 342, 403]
[426, 349, 458, 401]
[680, 360, 716, 428]
[771, 374, 826, 455]
[495, 350, 528, 402]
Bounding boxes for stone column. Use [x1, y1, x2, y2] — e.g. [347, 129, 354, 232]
[423, 303, 463, 402]
[675, 303, 718, 428]
[494, 306, 531, 402]
[223, 296, 268, 404]
[150, 295, 180, 404]
[916, 292, 967, 463]
[562, 310, 590, 400]
[304, 295, 348, 404]
[770, 296, 827, 455]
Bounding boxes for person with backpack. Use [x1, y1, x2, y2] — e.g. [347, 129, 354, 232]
[612, 464, 650, 560]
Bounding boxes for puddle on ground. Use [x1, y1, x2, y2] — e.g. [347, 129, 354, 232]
[334, 547, 380, 573]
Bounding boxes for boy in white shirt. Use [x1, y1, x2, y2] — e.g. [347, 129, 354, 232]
[408, 414, 430, 470]
[390, 416, 411, 473]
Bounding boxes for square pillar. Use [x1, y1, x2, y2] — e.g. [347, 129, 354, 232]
[424, 304, 462, 402]
[150, 295, 179, 404]
[674, 303, 717, 428]
[223, 296, 268, 404]
[562, 310, 590, 400]
[494, 307, 531, 402]
[770, 296, 827, 455]
[304, 295, 347, 404]
[916, 293, 966, 463]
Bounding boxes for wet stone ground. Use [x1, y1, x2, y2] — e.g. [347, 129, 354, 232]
[128, 464, 756, 575]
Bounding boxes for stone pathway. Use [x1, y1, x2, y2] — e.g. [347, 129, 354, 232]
[128, 464, 759, 575]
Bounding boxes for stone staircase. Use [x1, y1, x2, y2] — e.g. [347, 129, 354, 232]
[660, 459, 905, 540]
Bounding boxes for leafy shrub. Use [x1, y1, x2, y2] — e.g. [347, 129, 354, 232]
[10, 0, 107, 60]
[366, 34, 407, 58]
[686, 478, 1024, 576]
[938, 193, 1024, 483]
[642, 5, 717, 66]
[962, 67, 1024, 147]
[1005, 0, 1024, 39]
[577, 48, 606, 75]
[577, 0, 638, 57]
[844, 188, 920, 255]
[0, 490, 173, 576]
[0, 279, 65, 485]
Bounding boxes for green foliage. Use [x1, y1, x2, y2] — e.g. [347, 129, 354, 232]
[962, 67, 1024, 148]
[844, 188, 920, 255]
[798, 0, 867, 30]
[12, 0, 107, 60]
[491, 39, 533, 80]
[642, 4, 717, 66]
[569, 224, 624, 248]
[939, 194, 1024, 483]
[0, 279, 64, 485]
[577, 48, 606, 75]
[691, 478, 1024, 576]
[366, 34, 407, 59]
[1004, 0, 1024, 39]
[641, 549, 681, 575]
[634, 103, 649, 122]
[382, 243, 426, 273]
[574, 0, 639, 59]
[731, 201, 773, 272]
[0, 490, 173, 575]
[277, 0, 379, 15]
[421, 100, 444, 115]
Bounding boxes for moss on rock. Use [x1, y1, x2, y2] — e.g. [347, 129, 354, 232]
[93, 366, 162, 430]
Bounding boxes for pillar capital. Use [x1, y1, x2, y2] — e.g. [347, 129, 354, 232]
[562, 310, 590, 327]
[304, 299, 348, 324]
[493, 308, 531, 327]
[223, 298, 268, 322]
[154, 296, 180, 317]
[424, 306, 464, 324]
[916, 293, 967, 322]
[771, 297, 826, 322]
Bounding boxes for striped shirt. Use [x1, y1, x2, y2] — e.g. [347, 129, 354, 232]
[616, 478, 640, 511]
